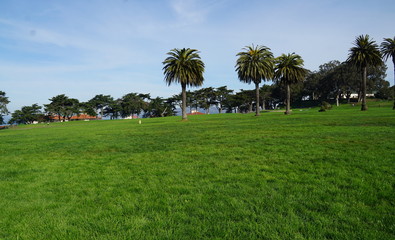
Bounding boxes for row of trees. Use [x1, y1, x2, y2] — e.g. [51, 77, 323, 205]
[1, 35, 394, 124]
[162, 35, 395, 120]
[163, 47, 308, 119]
[0, 85, 286, 125]
[5, 93, 177, 124]
[179, 69, 393, 115]
[304, 60, 390, 105]
[1, 71, 393, 125]
[7, 72, 392, 124]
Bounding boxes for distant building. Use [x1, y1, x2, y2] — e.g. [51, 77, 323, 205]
[123, 115, 139, 119]
[341, 93, 375, 99]
[187, 110, 205, 115]
[50, 114, 101, 122]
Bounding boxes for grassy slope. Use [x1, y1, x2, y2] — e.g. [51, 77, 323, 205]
[0, 102, 394, 239]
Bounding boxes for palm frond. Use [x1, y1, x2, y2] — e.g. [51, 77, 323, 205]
[162, 48, 205, 87]
[274, 53, 307, 85]
[347, 34, 383, 68]
[381, 37, 395, 63]
[235, 45, 274, 85]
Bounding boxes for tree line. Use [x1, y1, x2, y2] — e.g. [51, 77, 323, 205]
[1, 93, 175, 125]
[1, 76, 393, 125]
[163, 35, 394, 120]
[0, 34, 394, 124]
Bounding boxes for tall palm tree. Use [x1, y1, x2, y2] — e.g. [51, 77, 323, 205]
[347, 34, 382, 111]
[235, 45, 274, 116]
[381, 37, 395, 109]
[163, 48, 205, 120]
[274, 53, 307, 115]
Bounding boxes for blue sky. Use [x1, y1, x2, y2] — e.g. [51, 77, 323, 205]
[1, 0, 394, 112]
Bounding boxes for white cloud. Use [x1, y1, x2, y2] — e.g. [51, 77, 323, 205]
[169, 0, 227, 25]
[170, 0, 207, 23]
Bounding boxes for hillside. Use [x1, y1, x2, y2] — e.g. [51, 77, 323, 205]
[0, 102, 394, 239]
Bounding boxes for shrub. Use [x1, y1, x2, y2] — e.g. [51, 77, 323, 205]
[319, 101, 332, 112]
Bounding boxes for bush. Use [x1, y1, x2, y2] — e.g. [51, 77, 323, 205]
[319, 101, 332, 112]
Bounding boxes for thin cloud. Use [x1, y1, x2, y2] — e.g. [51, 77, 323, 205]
[169, 0, 227, 24]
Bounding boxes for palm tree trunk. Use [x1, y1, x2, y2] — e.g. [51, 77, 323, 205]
[361, 66, 368, 111]
[285, 83, 291, 115]
[393, 60, 395, 110]
[255, 82, 260, 116]
[181, 83, 187, 120]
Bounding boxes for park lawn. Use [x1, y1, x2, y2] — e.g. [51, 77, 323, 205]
[0, 102, 394, 239]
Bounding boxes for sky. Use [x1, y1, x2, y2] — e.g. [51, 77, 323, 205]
[0, 0, 394, 112]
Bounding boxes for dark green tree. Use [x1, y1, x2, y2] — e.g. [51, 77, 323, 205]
[79, 102, 97, 117]
[235, 45, 274, 116]
[241, 89, 256, 113]
[63, 98, 80, 121]
[104, 99, 123, 120]
[163, 48, 205, 120]
[120, 93, 150, 118]
[335, 63, 360, 103]
[375, 80, 393, 99]
[381, 37, 395, 109]
[225, 89, 254, 113]
[214, 86, 233, 114]
[145, 97, 175, 118]
[260, 85, 277, 110]
[88, 94, 114, 117]
[45, 94, 68, 121]
[367, 64, 388, 93]
[222, 92, 243, 113]
[164, 97, 177, 116]
[45, 94, 80, 121]
[347, 34, 383, 111]
[196, 87, 215, 114]
[303, 71, 321, 101]
[9, 104, 42, 124]
[274, 53, 308, 115]
[0, 91, 10, 125]
[318, 60, 341, 102]
[186, 90, 199, 113]
[167, 94, 182, 115]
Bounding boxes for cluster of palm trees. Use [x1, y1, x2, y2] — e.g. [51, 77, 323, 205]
[163, 35, 395, 120]
[163, 47, 307, 120]
[347, 35, 395, 111]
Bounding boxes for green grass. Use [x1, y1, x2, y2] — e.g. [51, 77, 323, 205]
[1, 102, 394, 239]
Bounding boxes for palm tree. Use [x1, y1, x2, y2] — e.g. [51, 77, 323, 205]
[347, 34, 382, 111]
[235, 45, 274, 116]
[381, 37, 395, 109]
[274, 53, 307, 115]
[163, 48, 205, 120]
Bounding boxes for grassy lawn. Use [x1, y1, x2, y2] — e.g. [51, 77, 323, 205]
[0, 102, 394, 239]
